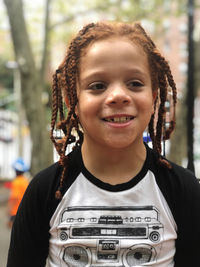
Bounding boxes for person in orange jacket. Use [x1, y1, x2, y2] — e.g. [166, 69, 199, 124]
[7, 158, 29, 228]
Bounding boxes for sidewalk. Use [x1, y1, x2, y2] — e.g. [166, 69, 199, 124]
[0, 183, 9, 204]
[0, 185, 11, 267]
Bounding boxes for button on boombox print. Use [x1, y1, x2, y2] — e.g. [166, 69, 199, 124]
[57, 206, 163, 266]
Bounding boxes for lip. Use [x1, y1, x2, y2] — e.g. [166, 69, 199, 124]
[102, 114, 135, 128]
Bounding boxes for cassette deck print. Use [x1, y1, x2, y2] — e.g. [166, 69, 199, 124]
[57, 206, 163, 266]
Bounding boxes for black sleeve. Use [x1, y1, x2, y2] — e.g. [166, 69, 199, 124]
[154, 160, 200, 267]
[173, 168, 200, 267]
[6, 163, 61, 267]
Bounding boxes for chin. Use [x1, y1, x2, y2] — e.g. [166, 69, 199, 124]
[104, 140, 137, 150]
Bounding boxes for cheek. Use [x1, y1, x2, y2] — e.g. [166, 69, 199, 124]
[136, 96, 155, 121]
[76, 96, 98, 121]
[136, 94, 154, 111]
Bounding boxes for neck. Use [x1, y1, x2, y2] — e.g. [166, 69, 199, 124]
[81, 141, 147, 185]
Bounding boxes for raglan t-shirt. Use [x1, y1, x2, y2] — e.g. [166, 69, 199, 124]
[6, 145, 200, 267]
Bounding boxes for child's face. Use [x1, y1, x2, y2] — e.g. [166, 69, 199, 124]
[76, 37, 155, 150]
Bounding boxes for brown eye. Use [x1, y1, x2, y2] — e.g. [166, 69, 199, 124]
[88, 82, 106, 90]
[127, 80, 144, 90]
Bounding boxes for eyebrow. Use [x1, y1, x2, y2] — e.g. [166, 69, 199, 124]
[81, 68, 147, 80]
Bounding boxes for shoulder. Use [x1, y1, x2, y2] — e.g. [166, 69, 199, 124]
[29, 162, 62, 190]
[169, 160, 198, 184]
[147, 144, 198, 185]
[24, 162, 62, 204]
[19, 162, 62, 219]
[14, 175, 29, 185]
[27, 146, 82, 200]
[12, 176, 27, 187]
[147, 145, 200, 210]
[160, 158, 199, 192]
[168, 161, 200, 207]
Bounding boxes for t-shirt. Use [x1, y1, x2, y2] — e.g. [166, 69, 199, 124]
[6, 145, 200, 267]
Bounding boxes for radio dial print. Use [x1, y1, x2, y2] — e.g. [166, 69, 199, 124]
[149, 231, 160, 242]
[60, 231, 68, 241]
[58, 206, 163, 266]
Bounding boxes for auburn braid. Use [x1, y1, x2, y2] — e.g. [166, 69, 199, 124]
[156, 73, 168, 153]
[53, 24, 97, 199]
[146, 49, 176, 167]
[50, 21, 177, 199]
[160, 58, 177, 140]
[50, 71, 59, 151]
[127, 30, 177, 165]
[154, 51, 177, 141]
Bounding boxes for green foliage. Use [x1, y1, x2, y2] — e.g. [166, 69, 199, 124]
[50, 0, 188, 34]
[0, 58, 13, 91]
[0, 58, 15, 110]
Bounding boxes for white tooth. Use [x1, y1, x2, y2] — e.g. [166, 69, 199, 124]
[105, 116, 132, 122]
[115, 117, 127, 122]
[113, 117, 120, 122]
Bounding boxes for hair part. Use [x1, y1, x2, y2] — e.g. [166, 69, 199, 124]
[50, 21, 177, 199]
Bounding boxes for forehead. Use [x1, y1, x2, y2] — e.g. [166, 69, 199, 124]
[82, 37, 147, 60]
[79, 37, 150, 79]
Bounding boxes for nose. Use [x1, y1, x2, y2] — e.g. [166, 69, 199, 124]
[105, 84, 131, 106]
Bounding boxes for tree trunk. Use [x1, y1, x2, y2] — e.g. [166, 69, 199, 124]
[169, 30, 200, 167]
[4, 0, 53, 175]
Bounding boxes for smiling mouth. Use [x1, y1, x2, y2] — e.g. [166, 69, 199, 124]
[103, 116, 134, 123]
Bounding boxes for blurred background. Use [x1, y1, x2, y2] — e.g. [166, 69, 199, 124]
[0, 0, 200, 266]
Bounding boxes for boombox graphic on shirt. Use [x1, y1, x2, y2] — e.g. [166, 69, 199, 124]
[57, 205, 163, 267]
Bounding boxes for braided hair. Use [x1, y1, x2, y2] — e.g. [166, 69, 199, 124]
[50, 21, 177, 199]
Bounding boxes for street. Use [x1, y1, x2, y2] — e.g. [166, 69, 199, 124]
[0, 185, 11, 267]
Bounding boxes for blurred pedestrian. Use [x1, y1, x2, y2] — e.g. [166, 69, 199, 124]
[7, 158, 29, 228]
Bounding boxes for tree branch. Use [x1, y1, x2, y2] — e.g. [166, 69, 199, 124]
[3, 0, 35, 74]
[40, 0, 51, 80]
[50, 1, 123, 30]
